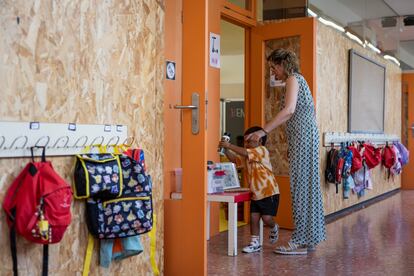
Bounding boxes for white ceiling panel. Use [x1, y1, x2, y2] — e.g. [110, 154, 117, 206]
[384, 0, 414, 16]
[338, 0, 397, 19]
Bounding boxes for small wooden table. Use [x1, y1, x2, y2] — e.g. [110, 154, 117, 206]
[207, 191, 263, 256]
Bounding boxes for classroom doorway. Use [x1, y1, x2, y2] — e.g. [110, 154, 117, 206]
[219, 19, 248, 232]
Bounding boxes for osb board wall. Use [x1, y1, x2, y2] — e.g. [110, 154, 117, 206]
[0, 1, 165, 275]
[317, 23, 402, 215]
[264, 36, 300, 176]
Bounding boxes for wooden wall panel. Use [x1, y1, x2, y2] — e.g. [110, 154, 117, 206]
[264, 36, 300, 176]
[316, 23, 401, 215]
[0, 0, 165, 275]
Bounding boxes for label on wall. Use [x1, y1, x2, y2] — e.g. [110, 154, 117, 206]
[209, 32, 220, 68]
[166, 61, 176, 80]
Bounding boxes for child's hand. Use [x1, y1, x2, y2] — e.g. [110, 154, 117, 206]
[218, 140, 231, 149]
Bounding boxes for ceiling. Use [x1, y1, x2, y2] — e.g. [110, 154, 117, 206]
[310, 0, 414, 70]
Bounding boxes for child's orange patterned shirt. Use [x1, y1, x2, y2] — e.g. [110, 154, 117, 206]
[236, 146, 279, 200]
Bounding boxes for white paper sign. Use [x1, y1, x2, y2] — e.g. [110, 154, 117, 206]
[270, 71, 285, 87]
[209, 32, 220, 68]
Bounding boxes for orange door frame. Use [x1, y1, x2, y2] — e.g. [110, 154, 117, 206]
[248, 17, 317, 229]
[402, 73, 414, 189]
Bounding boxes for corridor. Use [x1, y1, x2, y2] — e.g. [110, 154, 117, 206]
[208, 190, 414, 276]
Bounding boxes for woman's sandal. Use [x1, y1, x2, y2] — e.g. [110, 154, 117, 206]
[273, 241, 307, 255]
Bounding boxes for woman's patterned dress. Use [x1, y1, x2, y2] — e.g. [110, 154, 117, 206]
[285, 72, 326, 246]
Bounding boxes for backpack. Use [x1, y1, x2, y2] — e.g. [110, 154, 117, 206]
[382, 144, 396, 169]
[362, 143, 381, 169]
[2, 147, 72, 276]
[342, 147, 353, 178]
[390, 145, 402, 176]
[75, 149, 155, 275]
[325, 148, 339, 184]
[73, 153, 123, 199]
[348, 145, 362, 173]
[382, 144, 397, 179]
[85, 154, 153, 239]
[393, 141, 409, 166]
[352, 162, 372, 197]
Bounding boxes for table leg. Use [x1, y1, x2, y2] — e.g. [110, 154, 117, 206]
[228, 202, 237, 256]
[207, 201, 210, 241]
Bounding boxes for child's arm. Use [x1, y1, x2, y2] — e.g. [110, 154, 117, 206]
[222, 148, 238, 163]
[218, 141, 248, 157]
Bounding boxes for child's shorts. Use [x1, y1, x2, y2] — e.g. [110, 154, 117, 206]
[250, 194, 279, 216]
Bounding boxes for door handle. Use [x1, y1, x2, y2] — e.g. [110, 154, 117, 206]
[174, 93, 199, 134]
[173, 105, 197, 109]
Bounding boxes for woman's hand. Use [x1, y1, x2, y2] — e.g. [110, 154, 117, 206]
[245, 130, 266, 143]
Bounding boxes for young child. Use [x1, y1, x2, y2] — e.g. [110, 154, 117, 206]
[218, 126, 280, 253]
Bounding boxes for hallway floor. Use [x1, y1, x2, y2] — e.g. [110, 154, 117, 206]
[208, 190, 414, 276]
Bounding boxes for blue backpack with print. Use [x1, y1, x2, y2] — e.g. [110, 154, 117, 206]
[85, 153, 153, 239]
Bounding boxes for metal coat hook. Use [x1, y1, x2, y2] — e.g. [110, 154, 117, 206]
[52, 136, 69, 149]
[8, 136, 28, 149]
[0, 136, 5, 149]
[34, 136, 50, 148]
[123, 136, 135, 147]
[72, 136, 88, 148]
[90, 136, 104, 147]
[106, 136, 120, 147]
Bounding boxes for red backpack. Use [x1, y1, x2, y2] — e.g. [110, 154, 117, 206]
[348, 145, 362, 173]
[382, 144, 396, 169]
[362, 143, 381, 169]
[382, 144, 397, 179]
[2, 147, 72, 276]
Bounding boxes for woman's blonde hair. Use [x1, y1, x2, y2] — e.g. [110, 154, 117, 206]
[267, 49, 299, 76]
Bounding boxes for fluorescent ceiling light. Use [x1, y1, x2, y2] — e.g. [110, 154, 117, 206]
[366, 42, 381, 54]
[345, 31, 364, 46]
[318, 17, 345, 32]
[307, 8, 318, 17]
[384, 55, 400, 66]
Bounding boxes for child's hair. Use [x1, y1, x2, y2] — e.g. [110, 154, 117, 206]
[244, 126, 267, 146]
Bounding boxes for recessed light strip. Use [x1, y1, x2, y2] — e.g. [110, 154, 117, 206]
[318, 17, 345, 33]
[384, 55, 400, 66]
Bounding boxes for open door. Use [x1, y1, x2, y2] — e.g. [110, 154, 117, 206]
[248, 17, 317, 229]
[164, 0, 209, 275]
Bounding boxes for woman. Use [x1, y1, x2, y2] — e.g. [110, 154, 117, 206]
[246, 49, 326, 255]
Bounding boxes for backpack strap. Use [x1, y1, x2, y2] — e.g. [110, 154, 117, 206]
[9, 208, 18, 276]
[149, 214, 160, 275]
[30, 146, 46, 162]
[42, 245, 48, 276]
[82, 234, 95, 276]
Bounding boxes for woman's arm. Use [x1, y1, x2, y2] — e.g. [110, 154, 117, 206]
[263, 75, 299, 132]
[246, 75, 299, 141]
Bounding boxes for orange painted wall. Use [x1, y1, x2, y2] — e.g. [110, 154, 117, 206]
[402, 73, 414, 189]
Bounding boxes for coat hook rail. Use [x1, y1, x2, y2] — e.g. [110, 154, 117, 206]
[0, 121, 129, 158]
[323, 132, 400, 147]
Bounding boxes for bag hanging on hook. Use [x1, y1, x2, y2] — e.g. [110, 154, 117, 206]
[2, 146, 73, 276]
[73, 145, 123, 200]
